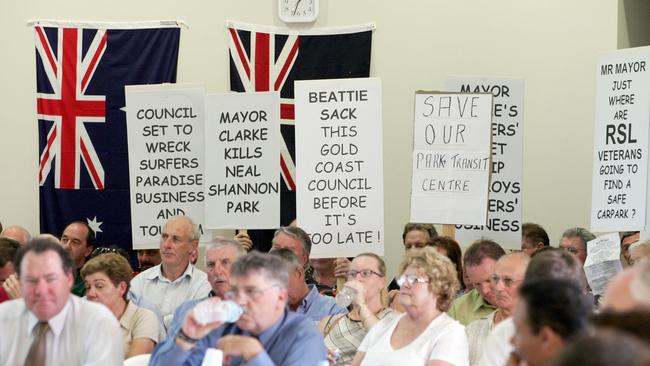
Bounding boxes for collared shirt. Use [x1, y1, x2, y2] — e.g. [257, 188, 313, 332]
[466, 310, 497, 366]
[296, 284, 347, 321]
[478, 317, 515, 366]
[129, 263, 211, 330]
[150, 308, 328, 366]
[0, 296, 123, 366]
[119, 301, 160, 358]
[447, 289, 497, 326]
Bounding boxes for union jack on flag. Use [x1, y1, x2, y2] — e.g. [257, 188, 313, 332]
[228, 22, 373, 251]
[35, 21, 180, 251]
[36, 26, 107, 190]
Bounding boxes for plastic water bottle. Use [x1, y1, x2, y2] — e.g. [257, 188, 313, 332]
[335, 286, 357, 308]
[193, 300, 243, 325]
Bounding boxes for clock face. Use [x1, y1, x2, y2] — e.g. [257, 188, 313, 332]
[279, 0, 318, 23]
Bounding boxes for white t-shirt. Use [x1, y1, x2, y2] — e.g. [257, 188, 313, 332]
[358, 312, 469, 366]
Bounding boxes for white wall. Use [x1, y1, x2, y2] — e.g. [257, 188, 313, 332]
[0, 1, 619, 277]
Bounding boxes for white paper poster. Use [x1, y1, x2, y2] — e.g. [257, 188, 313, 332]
[446, 78, 524, 249]
[410, 92, 493, 225]
[204, 92, 280, 229]
[591, 47, 650, 232]
[125, 84, 209, 248]
[295, 78, 384, 258]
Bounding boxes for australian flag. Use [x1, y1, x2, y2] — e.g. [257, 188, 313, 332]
[228, 22, 373, 251]
[36, 22, 180, 251]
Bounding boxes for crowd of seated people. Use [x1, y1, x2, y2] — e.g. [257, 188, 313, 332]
[0, 218, 649, 366]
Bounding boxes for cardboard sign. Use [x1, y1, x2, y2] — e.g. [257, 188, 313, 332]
[295, 78, 384, 258]
[125, 84, 209, 248]
[591, 47, 650, 231]
[410, 92, 493, 225]
[204, 91, 281, 229]
[447, 78, 524, 249]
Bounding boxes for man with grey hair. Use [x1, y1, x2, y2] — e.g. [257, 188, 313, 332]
[272, 226, 312, 269]
[150, 251, 328, 365]
[559, 227, 596, 265]
[130, 215, 211, 330]
[157, 237, 247, 345]
[272, 226, 321, 285]
[269, 248, 346, 321]
[0, 225, 31, 246]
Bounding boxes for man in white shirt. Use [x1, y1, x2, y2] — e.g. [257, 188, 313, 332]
[130, 215, 211, 330]
[0, 237, 122, 366]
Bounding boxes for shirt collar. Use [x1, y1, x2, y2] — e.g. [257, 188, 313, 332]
[300, 284, 319, 308]
[27, 296, 72, 337]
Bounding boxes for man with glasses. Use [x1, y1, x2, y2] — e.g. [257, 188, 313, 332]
[150, 251, 328, 366]
[466, 252, 530, 365]
[60, 221, 95, 296]
[559, 227, 595, 265]
[269, 248, 346, 321]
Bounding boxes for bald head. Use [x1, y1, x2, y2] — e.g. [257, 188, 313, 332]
[492, 252, 530, 312]
[0, 225, 31, 246]
[629, 241, 650, 266]
[499, 251, 531, 266]
[602, 268, 640, 312]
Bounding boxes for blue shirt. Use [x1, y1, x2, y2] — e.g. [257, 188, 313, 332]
[297, 284, 347, 321]
[149, 308, 328, 366]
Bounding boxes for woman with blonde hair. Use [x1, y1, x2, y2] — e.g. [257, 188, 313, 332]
[351, 246, 468, 366]
[81, 252, 159, 358]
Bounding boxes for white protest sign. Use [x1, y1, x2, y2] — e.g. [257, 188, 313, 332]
[591, 47, 650, 232]
[584, 232, 623, 295]
[446, 78, 524, 249]
[125, 84, 209, 249]
[295, 78, 384, 258]
[204, 92, 280, 229]
[410, 92, 492, 225]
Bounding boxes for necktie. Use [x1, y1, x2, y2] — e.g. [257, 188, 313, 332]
[24, 321, 50, 366]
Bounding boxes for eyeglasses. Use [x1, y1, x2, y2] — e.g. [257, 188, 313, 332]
[396, 274, 429, 287]
[345, 269, 382, 280]
[224, 284, 280, 301]
[489, 275, 522, 288]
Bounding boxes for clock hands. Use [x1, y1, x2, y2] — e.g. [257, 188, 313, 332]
[293, 0, 302, 15]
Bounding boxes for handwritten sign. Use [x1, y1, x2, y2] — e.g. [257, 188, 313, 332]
[204, 92, 280, 229]
[591, 47, 650, 231]
[125, 84, 209, 248]
[447, 78, 524, 249]
[410, 92, 492, 225]
[295, 78, 384, 258]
